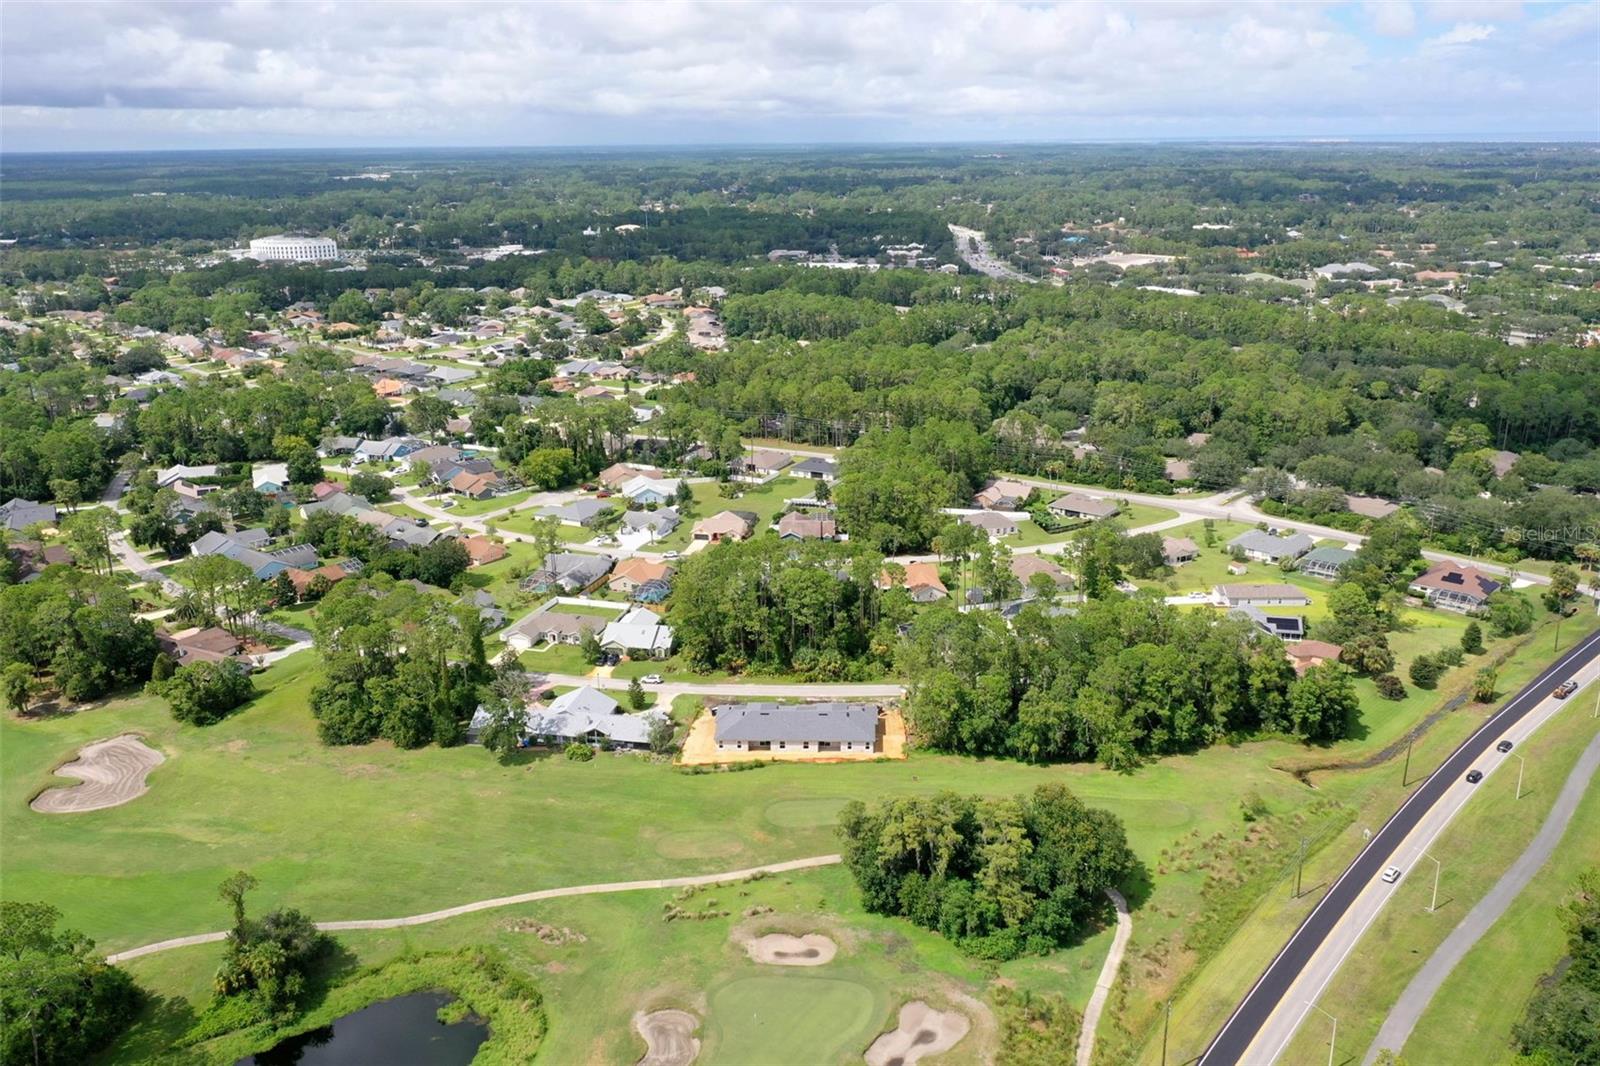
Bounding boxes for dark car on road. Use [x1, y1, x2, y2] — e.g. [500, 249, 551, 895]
[1466, 769, 1483, 784]
[1497, 740, 1514, 753]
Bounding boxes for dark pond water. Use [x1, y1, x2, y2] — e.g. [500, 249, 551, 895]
[236, 991, 487, 1065]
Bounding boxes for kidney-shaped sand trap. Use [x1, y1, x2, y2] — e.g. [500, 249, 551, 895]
[864, 1001, 971, 1066]
[743, 932, 838, 966]
[30, 734, 165, 814]
[634, 1009, 701, 1066]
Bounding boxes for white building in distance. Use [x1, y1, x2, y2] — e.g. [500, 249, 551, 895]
[247, 234, 339, 262]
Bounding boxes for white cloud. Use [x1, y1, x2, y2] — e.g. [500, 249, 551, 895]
[0, 0, 1593, 150]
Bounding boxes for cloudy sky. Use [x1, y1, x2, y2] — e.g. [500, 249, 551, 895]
[1, 0, 1595, 151]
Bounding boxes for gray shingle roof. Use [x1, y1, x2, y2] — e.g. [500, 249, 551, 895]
[712, 702, 878, 744]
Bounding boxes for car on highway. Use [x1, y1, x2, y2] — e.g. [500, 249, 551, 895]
[1381, 866, 1402, 884]
[1466, 769, 1484, 784]
[641, 673, 663, 685]
[1497, 740, 1514, 753]
[1553, 680, 1579, 699]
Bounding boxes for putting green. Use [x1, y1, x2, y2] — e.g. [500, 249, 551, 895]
[764, 797, 850, 828]
[706, 975, 879, 1065]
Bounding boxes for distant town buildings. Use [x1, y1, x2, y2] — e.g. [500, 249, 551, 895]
[247, 234, 340, 262]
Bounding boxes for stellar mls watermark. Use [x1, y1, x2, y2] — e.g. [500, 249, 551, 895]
[1499, 524, 1600, 547]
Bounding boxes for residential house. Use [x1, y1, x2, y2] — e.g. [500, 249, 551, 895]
[790, 457, 839, 482]
[776, 512, 837, 541]
[514, 687, 665, 751]
[503, 609, 604, 652]
[1010, 554, 1071, 589]
[902, 561, 948, 602]
[250, 462, 290, 495]
[1489, 451, 1519, 479]
[974, 479, 1031, 510]
[461, 535, 508, 567]
[287, 563, 351, 598]
[738, 450, 793, 478]
[1164, 459, 1193, 482]
[1285, 640, 1344, 675]
[962, 511, 1019, 539]
[599, 606, 674, 659]
[1163, 536, 1199, 566]
[692, 510, 757, 543]
[608, 558, 676, 596]
[1229, 605, 1307, 642]
[0, 498, 58, 532]
[620, 476, 681, 506]
[1214, 583, 1312, 607]
[521, 552, 613, 594]
[426, 365, 476, 386]
[598, 462, 653, 489]
[621, 507, 679, 538]
[157, 626, 245, 666]
[711, 702, 880, 755]
[1046, 492, 1119, 520]
[1409, 562, 1502, 612]
[449, 470, 501, 499]
[537, 498, 614, 528]
[1228, 530, 1316, 564]
[156, 463, 219, 488]
[1299, 546, 1357, 580]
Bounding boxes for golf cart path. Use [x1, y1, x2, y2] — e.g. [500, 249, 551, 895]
[1077, 887, 1133, 1066]
[1363, 727, 1600, 1064]
[105, 854, 841, 964]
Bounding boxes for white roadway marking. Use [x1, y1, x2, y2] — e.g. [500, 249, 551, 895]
[1244, 644, 1600, 1064]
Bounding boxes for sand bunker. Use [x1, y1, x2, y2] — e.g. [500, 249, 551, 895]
[864, 1001, 971, 1066]
[744, 932, 838, 966]
[634, 1009, 701, 1066]
[30, 734, 165, 814]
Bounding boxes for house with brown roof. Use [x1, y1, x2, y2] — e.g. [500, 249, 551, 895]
[739, 450, 793, 478]
[449, 470, 501, 499]
[287, 564, 349, 597]
[1285, 640, 1344, 676]
[1163, 536, 1199, 566]
[1010, 553, 1071, 588]
[598, 462, 656, 489]
[1409, 562, 1502, 612]
[962, 511, 1019, 539]
[608, 557, 676, 595]
[692, 510, 757, 543]
[1344, 494, 1400, 520]
[776, 512, 837, 541]
[462, 535, 508, 567]
[504, 610, 605, 653]
[1164, 458, 1194, 481]
[158, 626, 245, 666]
[902, 561, 948, 602]
[974, 479, 1031, 510]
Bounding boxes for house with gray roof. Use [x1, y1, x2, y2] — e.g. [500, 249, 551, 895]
[621, 507, 679, 537]
[711, 702, 880, 755]
[537, 498, 614, 527]
[1227, 530, 1316, 564]
[790, 457, 839, 481]
[0, 499, 58, 531]
[468, 685, 665, 750]
[521, 552, 613, 594]
[503, 608, 605, 652]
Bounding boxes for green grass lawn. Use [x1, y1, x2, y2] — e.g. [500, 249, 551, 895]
[493, 510, 602, 542]
[450, 488, 533, 517]
[375, 501, 429, 521]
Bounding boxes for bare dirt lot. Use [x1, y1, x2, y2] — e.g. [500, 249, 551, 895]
[634, 1009, 701, 1066]
[864, 1000, 971, 1066]
[29, 734, 165, 814]
[743, 932, 838, 966]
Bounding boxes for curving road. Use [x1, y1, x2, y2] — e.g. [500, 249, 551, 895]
[1199, 625, 1600, 1065]
[1364, 724, 1600, 1063]
[105, 854, 841, 965]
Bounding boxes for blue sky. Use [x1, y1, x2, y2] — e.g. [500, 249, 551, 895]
[1, 1, 1595, 151]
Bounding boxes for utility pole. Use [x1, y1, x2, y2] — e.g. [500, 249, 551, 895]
[1425, 853, 1442, 912]
[1161, 999, 1171, 1066]
[1514, 754, 1526, 800]
[1309, 1003, 1338, 1066]
[1402, 729, 1415, 787]
[1294, 837, 1307, 898]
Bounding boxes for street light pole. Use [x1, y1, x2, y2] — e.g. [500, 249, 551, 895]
[1425, 853, 1442, 913]
[1514, 753, 1526, 800]
[1309, 1003, 1338, 1066]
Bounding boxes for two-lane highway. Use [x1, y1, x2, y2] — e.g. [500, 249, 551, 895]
[1200, 623, 1600, 1065]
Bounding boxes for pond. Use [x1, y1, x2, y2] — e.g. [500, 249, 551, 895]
[236, 991, 488, 1065]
